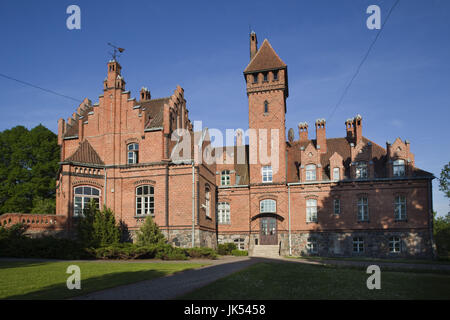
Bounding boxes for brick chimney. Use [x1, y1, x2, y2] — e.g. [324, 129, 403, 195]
[298, 122, 308, 142]
[250, 31, 258, 60]
[315, 119, 327, 153]
[354, 114, 363, 144]
[140, 87, 151, 101]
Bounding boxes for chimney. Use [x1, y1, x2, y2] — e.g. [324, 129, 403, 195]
[106, 60, 122, 89]
[250, 31, 258, 60]
[315, 119, 327, 153]
[354, 114, 363, 144]
[140, 87, 151, 101]
[345, 118, 354, 139]
[298, 122, 308, 142]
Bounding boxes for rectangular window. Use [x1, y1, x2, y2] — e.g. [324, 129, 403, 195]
[355, 162, 368, 179]
[263, 72, 268, 81]
[306, 199, 318, 223]
[306, 238, 318, 254]
[394, 195, 407, 220]
[262, 166, 273, 183]
[389, 236, 401, 253]
[353, 237, 364, 253]
[234, 238, 245, 250]
[218, 202, 230, 224]
[305, 164, 316, 181]
[333, 167, 340, 181]
[333, 199, 340, 215]
[273, 71, 278, 81]
[357, 197, 369, 221]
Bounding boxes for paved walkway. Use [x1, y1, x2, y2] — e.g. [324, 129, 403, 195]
[73, 256, 260, 300]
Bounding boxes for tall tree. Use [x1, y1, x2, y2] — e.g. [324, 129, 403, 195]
[0, 125, 59, 214]
[439, 162, 450, 200]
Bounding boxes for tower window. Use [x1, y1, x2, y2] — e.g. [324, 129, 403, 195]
[263, 72, 268, 82]
[273, 70, 278, 81]
[127, 143, 139, 164]
[221, 170, 230, 186]
[264, 101, 269, 113]
[262, 166, 273, 183]
[253, 74, 258, 83]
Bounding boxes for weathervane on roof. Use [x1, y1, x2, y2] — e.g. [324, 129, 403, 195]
[107, 43, 125, 61]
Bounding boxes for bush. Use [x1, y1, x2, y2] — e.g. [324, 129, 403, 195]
[231, 249, 248, 256]
[77, 201, 121, 248]
[136, 216, 166, 246]
[217, 243, 237, 255]
[185, 247, 218, 259]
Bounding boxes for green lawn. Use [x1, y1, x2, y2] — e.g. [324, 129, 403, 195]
[288, 255, 450, 265]
[0, 260, 206, 299]
[180, 262, 450, 300]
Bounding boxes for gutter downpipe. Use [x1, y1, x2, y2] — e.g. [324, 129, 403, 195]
[192, 160, 195, 248]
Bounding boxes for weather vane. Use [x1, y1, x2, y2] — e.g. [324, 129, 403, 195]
[107, 43, 125, 61]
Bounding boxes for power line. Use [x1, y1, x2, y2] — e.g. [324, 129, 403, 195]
[0, 72, 83, 103]
[328, 0, 401, 121]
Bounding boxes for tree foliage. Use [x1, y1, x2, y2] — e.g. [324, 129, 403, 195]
[0, 125, 59, 214]
[77, 200, 120, 248]
[439, 162, 450, 200]
[136, 216, 166, 246]
[434, 212, 450, 258]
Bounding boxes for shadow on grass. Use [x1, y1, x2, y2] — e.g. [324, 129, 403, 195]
[4, 269, 168, 300]
[0, 260, 50, 270]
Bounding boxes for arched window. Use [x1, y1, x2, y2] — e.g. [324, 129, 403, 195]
[221, 170, 230, 186]
[305, 164, 316, 181]
[264, 101, 269, 113]
[260, 199, 276, 213]
[306, 198, 317, 222]
[74, 186, 100, 217]
[127, 143, 139, 164]
[205, 186, 211, 218]
[218, 202, 230, 224]
[393, 159, 406, 177]
[136, 185, 154, 215]
[355, 161, 368, 179]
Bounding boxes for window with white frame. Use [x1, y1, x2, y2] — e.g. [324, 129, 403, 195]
[305, 164, 316, 181]
[74, 186, 100, 216]
[306, 198, 318, 223]
[260, 199, 276, 213]
[136, 185, 154, 215]
[127, 143, 139, 164]
[218, 202, 230, 224]
[389, 236, 401, 253]
[234, 238, 245, 250]
[355, 161, 368, 179]
[333, 167, 340, 181]
[393, 159, 406, 177]
[205, 186, 211, 218]
[333, 199, 340, 215]
[262, 166, 273, 183]
[357, 196, 369, 221]
[306, 238, 318, 254]
[353, 237, 364, 253]
[221, 170, 230, 186]
[394, 195, 407, 220]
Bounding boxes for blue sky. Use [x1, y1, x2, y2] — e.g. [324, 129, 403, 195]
[0, 0, 449, 216]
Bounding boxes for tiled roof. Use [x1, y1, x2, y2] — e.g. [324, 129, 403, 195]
[65, 140, 104, 165]
[141, 97, 170, 130]
[244, 39, 287, 73]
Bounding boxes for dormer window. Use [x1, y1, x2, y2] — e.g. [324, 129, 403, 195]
[355, 162, 368, 179]
[127, 143, 139, 164]
[305, 164, 316, 181]
[264, 101, 269, 113]
[393, 159, 406, 177]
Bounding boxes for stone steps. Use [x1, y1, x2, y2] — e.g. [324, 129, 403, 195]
[251, 245, 280, 258]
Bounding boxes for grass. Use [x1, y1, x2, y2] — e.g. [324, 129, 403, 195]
[288, 255, 450, 265]
[0, 260, 206, 299]
[180, 262, 450, 300]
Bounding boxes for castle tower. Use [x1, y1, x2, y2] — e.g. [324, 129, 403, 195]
[243, 33, 289, 184]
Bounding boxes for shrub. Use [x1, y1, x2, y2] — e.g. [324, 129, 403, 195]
[185, 247, 218, 259]
[231, 249, 248, 256]
[136, 216, 166, 246]
[77, 201, 121, 248]
[217, 243, 237, 255]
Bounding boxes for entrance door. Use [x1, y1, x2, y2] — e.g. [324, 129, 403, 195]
[260, 217, 277, 245]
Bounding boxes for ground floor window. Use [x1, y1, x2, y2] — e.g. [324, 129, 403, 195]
[234, 238, 245, 250]
[353, 237, 364, 253]
[136, 185, 154, 215]
[74, 186, 100, 216]
[389, 236, 402, 253]
[306, 238, 318, 254]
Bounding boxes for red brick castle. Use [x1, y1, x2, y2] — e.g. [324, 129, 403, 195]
[2, 32, 434, 258]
